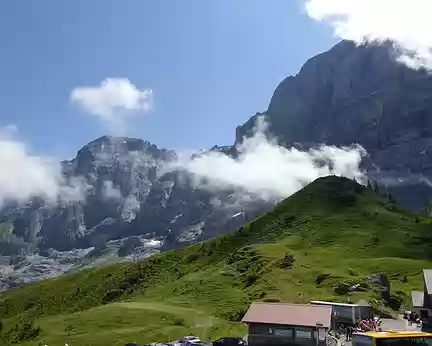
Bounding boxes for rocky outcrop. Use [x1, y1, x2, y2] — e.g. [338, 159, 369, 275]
[370, 272, 391, 304]
[236, 40, 432, 210]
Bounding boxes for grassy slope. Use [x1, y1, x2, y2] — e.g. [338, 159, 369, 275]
[1, 176, 432, 345]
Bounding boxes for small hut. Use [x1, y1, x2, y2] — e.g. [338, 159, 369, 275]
[242, 302, 332, 346]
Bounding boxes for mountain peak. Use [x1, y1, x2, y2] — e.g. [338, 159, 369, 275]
[84, 135, 157, 153]
[73, 135, 176, 164]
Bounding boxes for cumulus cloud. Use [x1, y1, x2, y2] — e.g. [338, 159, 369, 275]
[70, 78, 153, 134]
[304, 0, 432, 70]
[0, 127, 89, 208]
[176, 117, 366, 201]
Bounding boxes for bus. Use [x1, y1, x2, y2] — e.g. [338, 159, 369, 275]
[310, 300, 373, 326]
[353, 331, 432, 346]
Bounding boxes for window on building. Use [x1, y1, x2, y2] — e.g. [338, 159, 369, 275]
[334, 306, 354, 322]
[273, 327, 294, 338]
[420, 310, 429, 320]
[295, 327, 313, 339]
[250, 325, 271, 335]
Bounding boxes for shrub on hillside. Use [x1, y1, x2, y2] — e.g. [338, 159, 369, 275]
[103, 288, 123, 303]
[389, 291, 406, 311]
[248, 289, 266, 299]
[244, 273, 259, 287]
[334, 282, 352, 295]
[277, 252, 295, 269]
[1, 321, 41, 344]
[216, 306, 248, 322]
[315, 273, 331, 286]
[182, 252, 200, 264]
[172, 317, 185, 326]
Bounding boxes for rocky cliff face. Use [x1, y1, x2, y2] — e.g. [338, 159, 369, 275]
[236, 40, 432, 210]
[0, 136, 272, 290]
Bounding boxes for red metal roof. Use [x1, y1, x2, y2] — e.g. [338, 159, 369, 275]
[242, 302, 333, 328]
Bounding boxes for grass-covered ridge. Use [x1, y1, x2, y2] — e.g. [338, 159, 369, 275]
[1, 176, 432, 345]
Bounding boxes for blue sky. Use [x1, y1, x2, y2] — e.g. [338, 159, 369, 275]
[0, 0, 338, 158]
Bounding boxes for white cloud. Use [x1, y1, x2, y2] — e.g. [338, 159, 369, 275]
[176, 117, 366, 201]
[0, 127, 89, 208]
[102, 180, 122, 200]
[59, 176, 91, 204]
[101, 180, 141, 221]
[70, 78, 153, 133]
[121, 195, 140, 222]
[304, 0, 432, 70]
[0, 133, 60, 206]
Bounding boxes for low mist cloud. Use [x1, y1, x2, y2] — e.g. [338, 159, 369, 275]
[0, 119, 366, 212]
[121, 195, 140, 222]
[59, 176, 91, 204]
[177, 118, 366, 201]
[101, 179, 141, 221]
[305, 0, 432, 70]
[102, 180, 122, 201]
[0, 127, 89, 208]
[368, 167, 432, 188]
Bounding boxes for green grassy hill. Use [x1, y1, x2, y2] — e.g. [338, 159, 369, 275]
[1, 176, 432, 345]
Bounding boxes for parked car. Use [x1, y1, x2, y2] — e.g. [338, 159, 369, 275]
[179, 336, 199, 344]
[178, 336, 204, 346]
[213, 337, 246, 346]
[187, 341, 204, 346]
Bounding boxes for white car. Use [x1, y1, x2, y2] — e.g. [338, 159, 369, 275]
[179, 336, 203, 346]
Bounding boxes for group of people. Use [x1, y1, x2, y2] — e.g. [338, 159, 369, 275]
[406, 311, 423, 327]
[336, 318, 382, 342]
[358, 318, 382, 332]
[334, 324, 356, 341]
